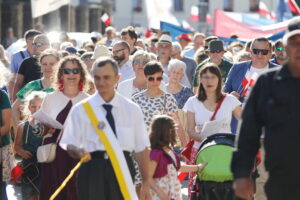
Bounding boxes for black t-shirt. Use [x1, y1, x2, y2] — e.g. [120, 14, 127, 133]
[17, 56, 41, 86]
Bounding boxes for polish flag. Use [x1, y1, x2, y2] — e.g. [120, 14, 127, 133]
[206, 13, 212, 24]
[259, 2, 276, 20]
[241, 72, 258, 97]
[182, 20, 194, 31]
[190, 6, 199, 22]
[101, 13, 111, 26]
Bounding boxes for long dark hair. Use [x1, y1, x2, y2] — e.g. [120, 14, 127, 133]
[149, 115, 176, 149]
[197, 63, 224, 102]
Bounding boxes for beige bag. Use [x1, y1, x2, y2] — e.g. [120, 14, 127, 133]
[37, 131, 62, 163]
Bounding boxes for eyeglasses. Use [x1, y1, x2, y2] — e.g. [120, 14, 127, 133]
[133, 60, 148, 65]
[112, 48, 125, 54]
[209, 50, 222, 53]
[252, 49, 270, 55]
[62, 68, 82, 74]
[201, 75, 217, 81]
[276, 46, 284, 51]
[33, 42, 45, 47]
[147, 76, 163, 82]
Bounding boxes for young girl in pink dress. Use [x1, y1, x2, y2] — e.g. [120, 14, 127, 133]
[149, 115, 207, 200]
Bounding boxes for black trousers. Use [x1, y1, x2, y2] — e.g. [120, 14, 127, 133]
[77, 151, 136, 200]
[264, 172, 300, 200]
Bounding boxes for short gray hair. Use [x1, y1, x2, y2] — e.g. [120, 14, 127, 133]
[92, 57, 119, 75]
[168, 59, 186, 72]
[132, 50, 151, 63]
[172, 42, 182, 53]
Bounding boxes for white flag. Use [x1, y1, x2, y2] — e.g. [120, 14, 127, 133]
[31, 0, 79, 18]
[145, 0, 180, 29]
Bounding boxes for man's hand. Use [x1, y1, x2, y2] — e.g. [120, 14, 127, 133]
[231, 91, 241, 99]
[233, 177, 254, 200]
[67, 144, 90, 162]
[139, 180, 151, 200]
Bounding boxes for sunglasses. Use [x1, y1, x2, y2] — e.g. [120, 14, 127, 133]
[133, 60, 148, 65]
[33, 42, 45, 47]
[62, 68, 82, 74]
[252, 49, 270, 55]
[276, 46, 284, 51]
[209, 50, 222, 53]
[147, 76, 163, 82]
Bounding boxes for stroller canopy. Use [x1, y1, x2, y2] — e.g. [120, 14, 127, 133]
[196, 133, 235, 182]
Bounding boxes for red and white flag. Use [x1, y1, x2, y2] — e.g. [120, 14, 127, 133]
[190, 6, 199, 22]
[259, 2, 276, 20]
[241, 72, 259, 97]
[101, 13, 111, 26]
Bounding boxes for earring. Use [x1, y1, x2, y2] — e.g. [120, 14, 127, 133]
[79, 80, 83, 91]
[58, 79, 64, 91]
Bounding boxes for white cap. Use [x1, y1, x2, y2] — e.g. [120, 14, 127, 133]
[158, 34, 172, 44]
[91, 32, 102, 38]
[92, 44, 111, 59]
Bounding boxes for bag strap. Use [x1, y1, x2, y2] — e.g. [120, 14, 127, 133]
[20, 51, 25, 59]
[210, 95, 226, 121]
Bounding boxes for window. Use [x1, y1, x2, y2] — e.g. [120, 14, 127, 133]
[224, 0, 234, 11]
[174, 0, 184, 12]
[250, 0, 259, 12]
[132, 0, 142, 12]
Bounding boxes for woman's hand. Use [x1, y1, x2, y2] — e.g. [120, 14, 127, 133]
[21, 150, 33, 159]
[42, 125, 56, 135]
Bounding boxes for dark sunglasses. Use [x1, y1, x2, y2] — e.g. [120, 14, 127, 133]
[62, 68, 82, 74]
[209, 50, 222, 53]
[276, 46, 284, 51]
[33, 42, 45, 47]
[147, 76, 163, 82]
[252, 49, 270, 55]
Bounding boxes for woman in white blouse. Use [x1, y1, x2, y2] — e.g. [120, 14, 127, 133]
[117, 50, 165, 99]
[183, 63, 242, 198]
[39, 55, 89, 200]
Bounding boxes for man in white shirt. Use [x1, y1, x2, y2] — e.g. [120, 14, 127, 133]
[60, 57, 151, 200]
[112, 41, 135, 82]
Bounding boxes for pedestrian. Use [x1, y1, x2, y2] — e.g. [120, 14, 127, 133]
[38, 55, 89, 200]
[231, 16, 300, 200]
[184, 63, 242, 198]
[14, 91, 46, 200]
[60, 57, 151, 200]
[148, 115, 206, 200]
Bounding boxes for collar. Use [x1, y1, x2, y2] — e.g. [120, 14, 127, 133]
[274, 64, 292, 80]
[89, 91, 121, 108]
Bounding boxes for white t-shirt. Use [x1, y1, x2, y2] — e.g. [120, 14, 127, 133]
[249, 65, 268, 78]
[183, 94, 241, 148]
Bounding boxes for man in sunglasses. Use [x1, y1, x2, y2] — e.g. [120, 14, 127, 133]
[193, 39, 233, 91]
[12, 34, 50, 99]
[270, 40, 287, 66]
[224, 37, 278, 133]
[232, 16, 300, 200]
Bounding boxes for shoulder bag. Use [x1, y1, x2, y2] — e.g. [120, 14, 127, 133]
[37, 130, 62, 163]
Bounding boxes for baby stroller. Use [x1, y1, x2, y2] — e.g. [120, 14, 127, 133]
[190, 133, 243, 200]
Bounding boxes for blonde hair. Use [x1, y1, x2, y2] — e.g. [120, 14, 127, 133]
[23, 91, 46, 119]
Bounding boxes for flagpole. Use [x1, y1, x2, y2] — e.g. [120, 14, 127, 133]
[68, 0, 71, 32]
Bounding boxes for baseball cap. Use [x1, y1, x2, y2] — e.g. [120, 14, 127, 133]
[283, 16, 300, 45]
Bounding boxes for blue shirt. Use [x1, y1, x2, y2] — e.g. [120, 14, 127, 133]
[10, 49, 30, 73]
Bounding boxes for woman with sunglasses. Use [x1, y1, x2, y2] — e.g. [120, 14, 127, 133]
[38, 55, 89, 200]
[184, 63, 242, 198]
[12, 49, 59, 130]
[118, 50, 165, 99]
[132, 61, 178, 130]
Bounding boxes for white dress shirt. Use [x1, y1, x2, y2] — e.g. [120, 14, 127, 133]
[60, 91, 150, 153]
[119, 60, 135, 82]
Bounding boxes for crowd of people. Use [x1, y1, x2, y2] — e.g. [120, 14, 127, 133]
[0, 15, 299, 200]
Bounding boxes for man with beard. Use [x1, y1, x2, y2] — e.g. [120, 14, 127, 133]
[270, 40, 288, 66]
[112, 41, 134, 82]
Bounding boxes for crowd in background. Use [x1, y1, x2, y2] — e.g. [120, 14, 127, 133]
[0, 23, 288, 200]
